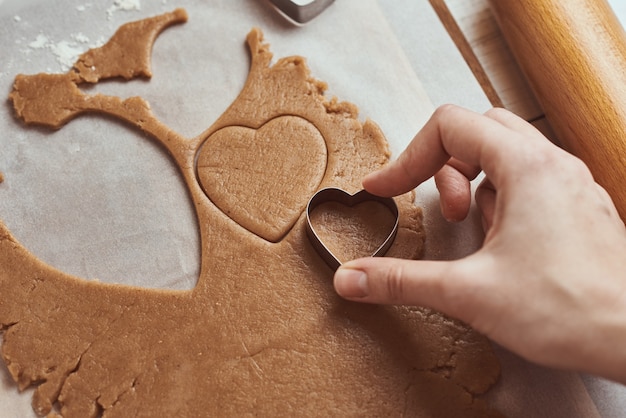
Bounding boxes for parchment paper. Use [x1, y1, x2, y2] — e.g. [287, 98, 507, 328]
[0, 0, 623, 416]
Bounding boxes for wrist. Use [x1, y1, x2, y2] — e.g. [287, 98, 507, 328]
[580, 289, 626, 384]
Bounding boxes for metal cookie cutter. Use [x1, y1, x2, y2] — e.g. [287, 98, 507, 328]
[269, 0, 335, 24]
[306, 187, 399, 271]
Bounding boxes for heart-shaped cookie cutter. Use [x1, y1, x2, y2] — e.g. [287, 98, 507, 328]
[306, 187, 399, 270]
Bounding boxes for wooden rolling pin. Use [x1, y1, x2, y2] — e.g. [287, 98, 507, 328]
[487, 0, 626, 221]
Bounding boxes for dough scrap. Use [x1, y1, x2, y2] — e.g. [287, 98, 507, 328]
[2, 9, 502, 417]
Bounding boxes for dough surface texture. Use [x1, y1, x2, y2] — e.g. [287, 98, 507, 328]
[2, 9, 501, 417]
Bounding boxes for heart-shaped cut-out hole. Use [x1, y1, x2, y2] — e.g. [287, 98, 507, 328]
[196, 116, 327, 242]
[306, 188, 398, 270]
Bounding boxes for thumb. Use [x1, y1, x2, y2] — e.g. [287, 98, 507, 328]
[333, 256, 476, 317]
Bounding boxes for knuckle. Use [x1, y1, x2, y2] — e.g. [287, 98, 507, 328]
[565, 154, 593, 178]
[433, 103, 460, 122]
[483, 107, 509, 119]
[509, 146, 561, 178]
[527, 148, 593, 184]
[382, 263, 406, 303]
[397, 148, 423, 187]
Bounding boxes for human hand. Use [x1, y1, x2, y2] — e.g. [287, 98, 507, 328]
[334, 105, 626, 384]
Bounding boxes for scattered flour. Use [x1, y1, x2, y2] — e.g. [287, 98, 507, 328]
[29, 34, 49, 49]
[67, 142, 82, 154]
[76, 3, 92, 12]
[49, 41, 86, 70]
[106, 0, 141, 19]
[26, 31, 103, 71]
[72, 33, 90, 44]
[16, 1, 139, 71]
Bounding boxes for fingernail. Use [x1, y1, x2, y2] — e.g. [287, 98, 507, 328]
[334, 267, 369, 298]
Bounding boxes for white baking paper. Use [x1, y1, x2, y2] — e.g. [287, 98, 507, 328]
[0, 0, 623, 416]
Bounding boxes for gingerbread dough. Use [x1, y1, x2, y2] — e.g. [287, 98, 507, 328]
[2, 9, 502, 417]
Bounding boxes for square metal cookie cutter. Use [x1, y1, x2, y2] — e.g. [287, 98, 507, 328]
[268, 0, 335, 24]
[306, 188, 399, 271]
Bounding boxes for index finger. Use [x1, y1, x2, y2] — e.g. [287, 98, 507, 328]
[363, 105, 529, 197]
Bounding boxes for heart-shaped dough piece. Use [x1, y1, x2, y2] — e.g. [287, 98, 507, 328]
[196, 116, 327, 242]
